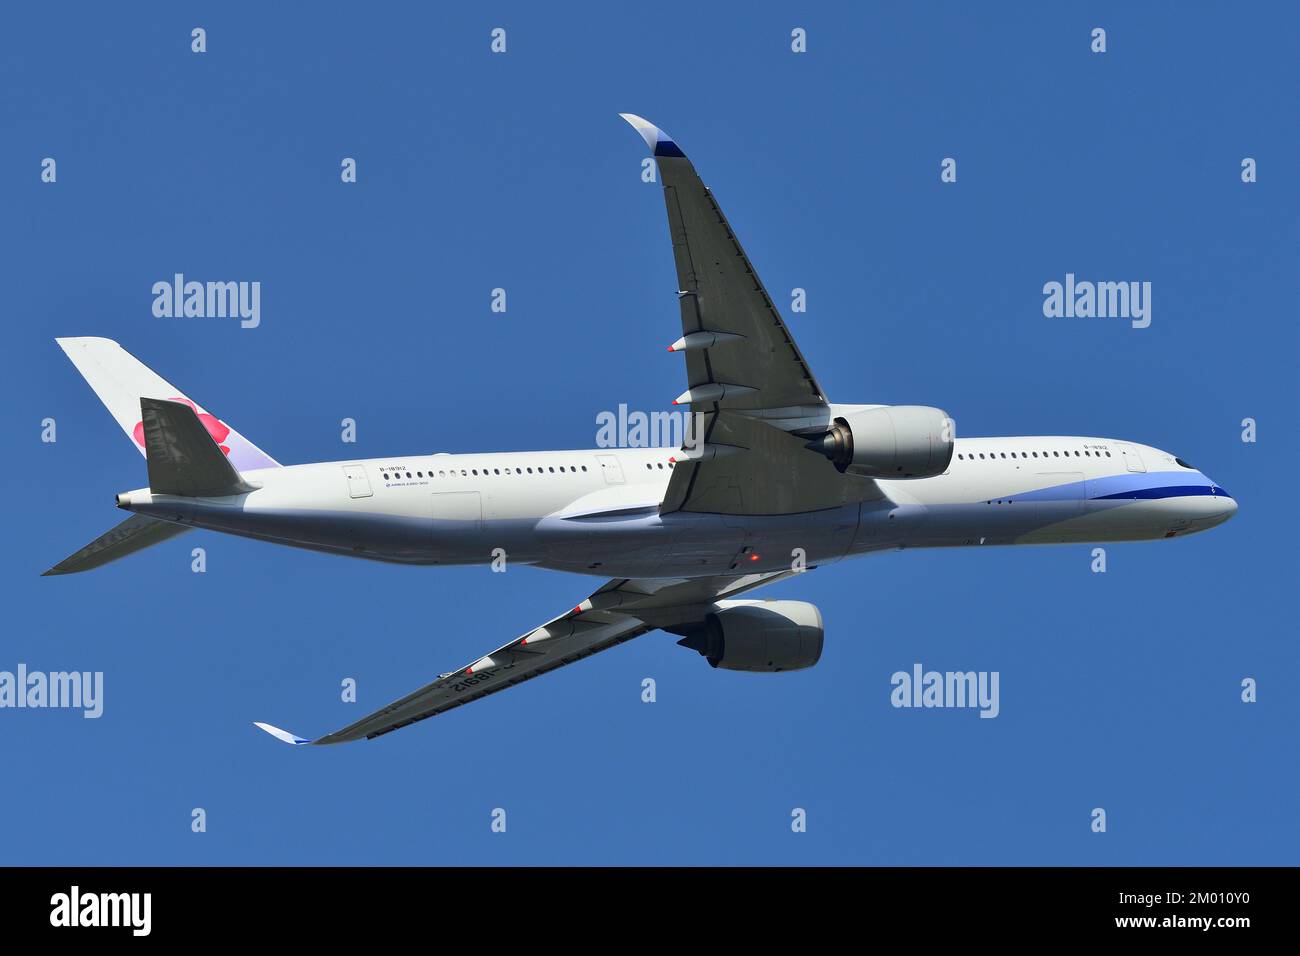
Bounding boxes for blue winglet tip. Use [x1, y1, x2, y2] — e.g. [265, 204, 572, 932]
[253, 721, 311, 746]
[619, 113, 684, 157]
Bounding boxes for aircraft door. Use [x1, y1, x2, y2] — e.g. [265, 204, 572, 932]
[342, 464, 373, 498]
[432, 491, 483, 532]
[1117, 444, 1146, 473]
[596, 454, 625, 484]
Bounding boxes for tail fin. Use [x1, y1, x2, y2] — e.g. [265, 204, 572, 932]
[56, 337, 279, 471]
[42, 514, 190, 576]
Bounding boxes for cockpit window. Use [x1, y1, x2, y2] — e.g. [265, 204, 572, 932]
[1174, 457, 1195, 469]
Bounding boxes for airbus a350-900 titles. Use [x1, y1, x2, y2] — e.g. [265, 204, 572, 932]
[46, 115, 1236, 744]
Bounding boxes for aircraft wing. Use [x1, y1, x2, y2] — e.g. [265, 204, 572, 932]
[621, 114, 877, 516]
[255, 570, 798, 746]
[620, 114, 825, 412]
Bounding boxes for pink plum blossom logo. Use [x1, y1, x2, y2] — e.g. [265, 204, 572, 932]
[133, 396, 232, 455]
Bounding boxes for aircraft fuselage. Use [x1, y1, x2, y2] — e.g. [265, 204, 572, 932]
[117, 435, 1236, 579]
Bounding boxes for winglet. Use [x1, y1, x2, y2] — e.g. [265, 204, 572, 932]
[253, 722, 312, 746]
[618, 113, 686, 158]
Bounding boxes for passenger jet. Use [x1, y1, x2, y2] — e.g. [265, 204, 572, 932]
[46, 115, 1237, 745]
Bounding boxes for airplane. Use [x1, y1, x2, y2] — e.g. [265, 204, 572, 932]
[45, 114, 1237, 746]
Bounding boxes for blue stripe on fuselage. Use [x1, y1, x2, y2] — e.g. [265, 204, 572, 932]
[1094, 484, 1228, 501]
[1002, 471, 1229, 503]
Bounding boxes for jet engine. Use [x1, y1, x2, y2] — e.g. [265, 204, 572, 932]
[806, 405, 953, 479]
[670, 600, 824, 672]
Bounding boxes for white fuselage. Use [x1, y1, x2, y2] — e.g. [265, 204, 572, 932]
[116, 435, 1236, 579]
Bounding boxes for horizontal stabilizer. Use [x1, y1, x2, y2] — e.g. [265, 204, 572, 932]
[142, 398, 255, 497]
[42, 513, 190, 576]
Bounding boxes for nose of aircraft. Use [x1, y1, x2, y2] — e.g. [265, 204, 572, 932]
[1188, 476, 1236, 531]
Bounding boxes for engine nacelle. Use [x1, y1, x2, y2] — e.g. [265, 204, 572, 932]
[671, 600, 824, 672]
[808, 405, 953, 479]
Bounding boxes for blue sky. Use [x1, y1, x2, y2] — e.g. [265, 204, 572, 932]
[1, 2, 1295, 865]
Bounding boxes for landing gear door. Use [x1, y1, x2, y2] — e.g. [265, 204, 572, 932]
[1117, 444, 1147, 474]
[596, 454, 625, 485]
[343, 464, 373, 498]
